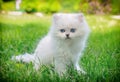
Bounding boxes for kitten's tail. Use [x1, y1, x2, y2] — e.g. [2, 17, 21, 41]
[11, 53, 34, 63]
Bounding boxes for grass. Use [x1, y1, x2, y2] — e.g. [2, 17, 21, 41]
[0, 13, 120, 82]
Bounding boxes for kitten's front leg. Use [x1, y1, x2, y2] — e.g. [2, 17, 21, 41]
[55, 59, 66, 75]
[75, 62, 86, 74]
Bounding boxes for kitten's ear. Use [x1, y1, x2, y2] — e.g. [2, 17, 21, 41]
[52, 14, 61, 25]
[53, 14, 60, 21]
[76, 13, 84, 22]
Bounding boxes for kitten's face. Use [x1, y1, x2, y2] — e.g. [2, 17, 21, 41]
[51, 13, 89, 40]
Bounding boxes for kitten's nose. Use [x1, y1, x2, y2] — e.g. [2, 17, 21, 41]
[66, 34, 69, 37]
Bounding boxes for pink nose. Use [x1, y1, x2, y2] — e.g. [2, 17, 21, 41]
[66, 34, 69, 37]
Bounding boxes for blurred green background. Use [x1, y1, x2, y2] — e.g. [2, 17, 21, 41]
[0, 0, 120, 14]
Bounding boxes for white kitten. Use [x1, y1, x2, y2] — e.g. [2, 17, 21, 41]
[12, 13, 90, 75]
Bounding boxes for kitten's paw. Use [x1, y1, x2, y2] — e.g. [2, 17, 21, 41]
[76, 68, 87, 75]
[79, 70, 86, 75]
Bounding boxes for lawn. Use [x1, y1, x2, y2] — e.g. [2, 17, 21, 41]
[0, 13, 120, 82]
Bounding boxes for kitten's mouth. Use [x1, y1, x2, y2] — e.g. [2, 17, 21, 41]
[65, 34, 71, 40]
[65, 37, 71, 40]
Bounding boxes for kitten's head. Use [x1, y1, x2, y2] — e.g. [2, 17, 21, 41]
[51, 13, 90, 40]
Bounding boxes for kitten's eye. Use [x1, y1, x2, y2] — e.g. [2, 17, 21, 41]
[70, 28, 76, 33]
[60, 29, 65, 33]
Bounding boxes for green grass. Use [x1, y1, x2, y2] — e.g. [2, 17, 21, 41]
[0, 14, 120, 82]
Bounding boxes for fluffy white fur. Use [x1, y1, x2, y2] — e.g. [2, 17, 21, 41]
[12, 13, 90, 75]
